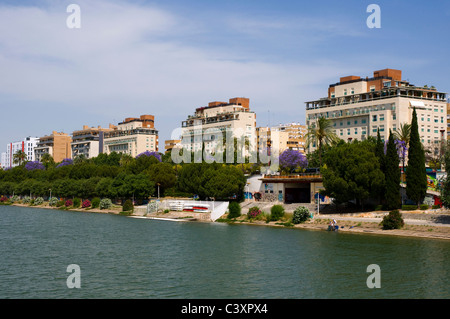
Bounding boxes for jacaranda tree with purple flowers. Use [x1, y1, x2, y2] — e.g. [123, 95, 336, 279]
[279, 149, 308, 173]
[136, 151, 161, 162]
[25, 161, 45, 171]
[57, 158, 74, 168]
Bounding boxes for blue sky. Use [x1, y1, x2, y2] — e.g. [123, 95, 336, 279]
[0, 0, 449, 150]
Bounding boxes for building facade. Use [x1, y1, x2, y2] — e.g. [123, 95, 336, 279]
[102, 115, 159, 157]
[71, 124, 116, 159]
[34, 132, 72, 163]
[2, 136, 39, 168]
[181, 97, 257, 157]
[305, 69, 447, 153]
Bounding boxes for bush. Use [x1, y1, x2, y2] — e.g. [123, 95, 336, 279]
[82, 199, 91, 208]
[381, 210, 405, 230]
[34, 197, 44, 205]
[0, 196, 8, 203]
[419, 204, 429, 210]
[227, 202, 241, 219]
[401, 205, 418, 211]
[122, 199, 134, 212]
[100, 198, 112, 210]
[73, 198, 81, 208]
[91, 197, 101, 209]
[247, 206, 261, 219]
[10, 195, 20, 203]
[292, 206, 310, 224]
[22, 196, 31, 204]
[270, 205, 285, 221]
[65, 199, 73, 207]
[56, 200, 65, 207]
[49, 197, 58, 206]
[432, 204, 441, 209]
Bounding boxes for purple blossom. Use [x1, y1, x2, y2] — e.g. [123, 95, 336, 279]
[136, 151, 161, 162]
[57, 158, 74, 168]
[25, 161, 45, 171]
[384, 139, 407, 161]
[279, 149, 308, 173]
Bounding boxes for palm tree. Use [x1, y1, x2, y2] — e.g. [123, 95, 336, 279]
[393, 123, 411, 173]
[13, 150, 27, 166]
[305, 116, 339, 167]
[40, 153, 55, 169]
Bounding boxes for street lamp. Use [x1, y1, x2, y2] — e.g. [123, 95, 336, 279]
[157, 183, 160, 199]
[49, 189, 52, 201]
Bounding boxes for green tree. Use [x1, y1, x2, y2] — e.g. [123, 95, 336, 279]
[384, 131, 401, 209]
[321, 140, 385, 209]
[40, 153, 55, 169]
[305, 116, 339, 167]
[406, 108, 427, 207]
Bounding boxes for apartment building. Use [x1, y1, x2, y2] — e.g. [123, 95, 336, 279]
[447, 103, 450, 139]
[102, 115, 159, 157]
[181, 97, 257, 155]
[34, 131, 72, 163]
[305, 68, 447, 153]
[71, 124, 116, 159]
[1, 136, 39, 168]
[256, 127, 289, 155]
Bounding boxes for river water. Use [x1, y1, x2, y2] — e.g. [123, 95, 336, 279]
[0, 205, 449, 299]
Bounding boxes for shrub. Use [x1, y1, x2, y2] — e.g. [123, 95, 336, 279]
[10, 195, 20, 203]
[419, 204, 429, 210]
[91, 197, 101, 209]
[292, 206, 310, 224]
[100, 198, 112, 210]
[22, 196, 31, 204]
[65, 199, 73, 207]
[0, 196, 8, 203]
[34, 197, 44, 205]
[122, 199, 134, 212]
[270, 205, 285, 221]
[72, 198, 81, 208]
[381, 210, 405, 230]
[49, 197, 58, 206]
[432, 204, 441, 209]
[56, 200, 65, 207]
[247, 206, 261, 219]
[82, 199, 91, 208]
[227, 202, 241, 219]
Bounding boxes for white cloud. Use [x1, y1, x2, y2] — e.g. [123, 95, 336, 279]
[0, 0, 350, 145]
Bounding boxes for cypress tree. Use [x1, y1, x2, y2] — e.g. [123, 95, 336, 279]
[385, 130, 401, 210]
[406, 107, 427, 207]
[375, 129, 386, 204]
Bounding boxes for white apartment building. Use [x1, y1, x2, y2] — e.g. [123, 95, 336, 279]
[305, 69, 447, 153]
[180, 97, 257, 156]
[71, 125, 116, 159]
[2, 136, 39, 168]
[103, 115, 159, 157]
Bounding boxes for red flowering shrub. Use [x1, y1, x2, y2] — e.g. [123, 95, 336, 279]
[82, 199, 91, 208]
[65, 199, 73, 207]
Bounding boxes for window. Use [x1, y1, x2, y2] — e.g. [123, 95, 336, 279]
[380, 115, 384, 121]
[347, 121, 351, 125]
[354, 128, 358, 134]
[372, 115, 377, 122]
[362, 119, 367, 124]
[351, 88, 355, 94]
[347, 129, 351, 135]
[370, 85, 375, 92]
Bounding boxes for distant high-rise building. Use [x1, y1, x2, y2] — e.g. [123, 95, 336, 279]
[34, 131, 72, 163]
[2, 136, 39, 168]
[102, 115, 159, 157]
[305, 68, 447, 153]
[71, 124, 116, 159]
[181, 97, 257, 155]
